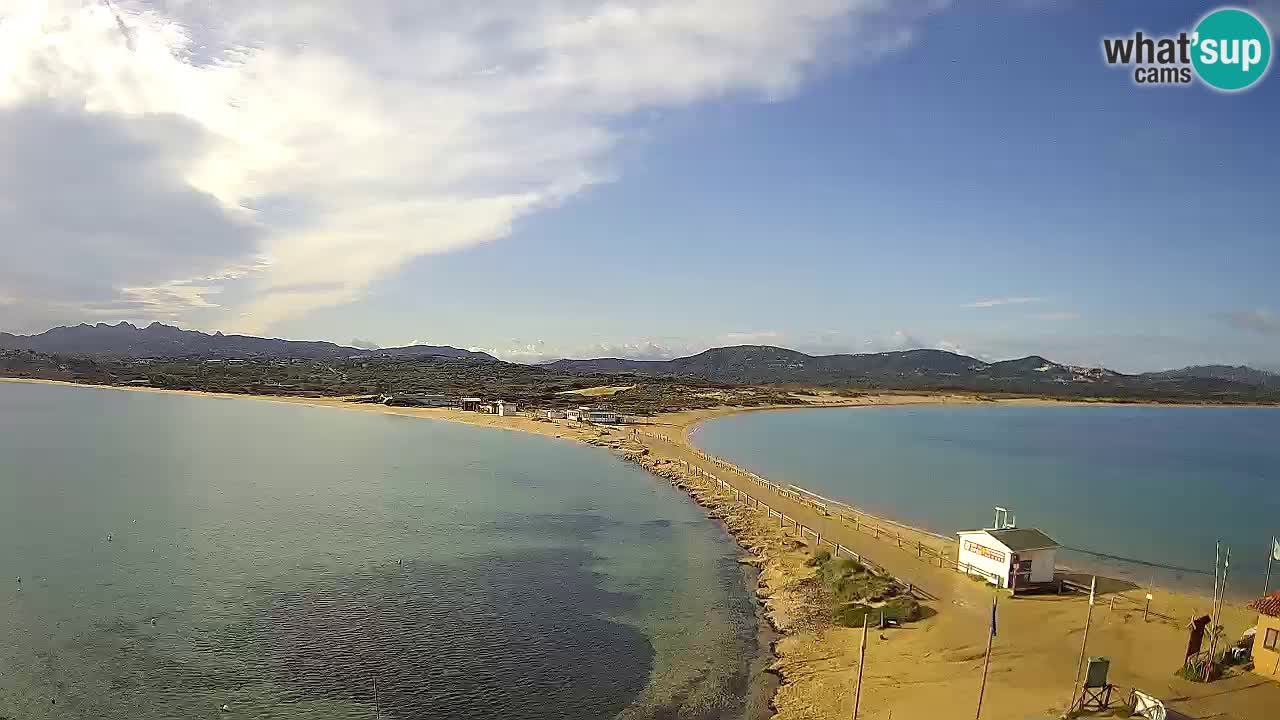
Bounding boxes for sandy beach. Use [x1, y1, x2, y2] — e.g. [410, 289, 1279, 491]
[4, 377, 1277, 718]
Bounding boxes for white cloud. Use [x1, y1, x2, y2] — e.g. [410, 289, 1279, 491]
[1219, 308, 1280, 336]
[483, 338, 684, 363]
[961, 296, 1044, 308]
[349, 338, 380, 350]
[0, 0, 942, 333]
[720, 330, 784, 344]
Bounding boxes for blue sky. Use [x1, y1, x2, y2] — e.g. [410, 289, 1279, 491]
[2, 1, 1278, 372]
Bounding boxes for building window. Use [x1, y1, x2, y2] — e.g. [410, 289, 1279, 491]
[1266, 627, 1279, 650]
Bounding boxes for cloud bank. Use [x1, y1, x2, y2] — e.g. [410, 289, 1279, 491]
[961, 296, 1043, 308]
[0, 0, 939, 333]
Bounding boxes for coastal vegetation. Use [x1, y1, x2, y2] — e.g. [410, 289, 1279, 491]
[810, 550, 922, 627]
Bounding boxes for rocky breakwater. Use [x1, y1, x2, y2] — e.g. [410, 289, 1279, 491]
[619, 449, 924, 719]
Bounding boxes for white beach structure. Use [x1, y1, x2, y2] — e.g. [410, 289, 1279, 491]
[495, 400, 519, 417]
[579, 406, 622, 424]
[956, 509, 1060, 590]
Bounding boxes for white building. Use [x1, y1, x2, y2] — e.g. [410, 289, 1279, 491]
[543, 409, 566, 420]
[956, 527, 1060, 590]
[579, 406, 622, 424]
[495, 400, 519, 417]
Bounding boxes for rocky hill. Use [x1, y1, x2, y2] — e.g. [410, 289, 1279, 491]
[0, 322, 495, 361]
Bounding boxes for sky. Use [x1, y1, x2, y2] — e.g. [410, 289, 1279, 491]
[0, 1, 1277, 373]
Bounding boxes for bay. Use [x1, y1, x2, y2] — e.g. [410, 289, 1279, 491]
[0, 382, 761, 719]
[692, 404, 1280, 596]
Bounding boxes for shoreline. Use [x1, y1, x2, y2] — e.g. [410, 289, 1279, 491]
[5, 377, 1277, 717]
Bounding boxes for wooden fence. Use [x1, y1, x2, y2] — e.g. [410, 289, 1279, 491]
[631, 428, 1188, 622]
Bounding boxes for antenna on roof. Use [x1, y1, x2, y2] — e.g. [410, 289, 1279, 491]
[992, 506, 1016, 530]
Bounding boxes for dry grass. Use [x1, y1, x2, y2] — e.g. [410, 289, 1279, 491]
[556, 384, 636, 397]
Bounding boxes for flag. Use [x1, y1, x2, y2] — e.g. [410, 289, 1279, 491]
[1272, 537, 1280, 562]
[990, 596, 998, 637]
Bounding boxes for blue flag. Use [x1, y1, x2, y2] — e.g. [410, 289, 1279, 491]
[990, 597, 998, 637]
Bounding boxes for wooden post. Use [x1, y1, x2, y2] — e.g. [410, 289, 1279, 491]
[853, 612, 868, 719]
[1066, 576, 1096, 714]
[975, 593, 996, 719]
[1143, 594, 1152, 622]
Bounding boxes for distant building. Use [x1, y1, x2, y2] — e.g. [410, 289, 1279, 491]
[495, 400, 518, 417]
[459, 397, 482, 412]
[564, 409, 582, 421]
[390, 394, 452, 408]
[956, 525, 1060, 590]
[1248, 592, 1280, 682]
[544, 409, 566, 420]
[578, 406, 623, 424]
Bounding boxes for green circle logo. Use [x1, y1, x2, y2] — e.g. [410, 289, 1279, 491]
[1193, 8, 1271, 91]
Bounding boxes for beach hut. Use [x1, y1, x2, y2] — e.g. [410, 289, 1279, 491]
[956, 524, 1061, 590]
[544, 409, 566, 420]
[495, 400, 518, 417]
[1247, 592, 1280, 681]
[458, 397, 482, 412]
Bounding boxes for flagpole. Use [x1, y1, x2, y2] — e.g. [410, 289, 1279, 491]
[853, 613, 868, 719]
[1266, 538, 1276, 595]
[1205, 547, 1231, 682]
[1066, 575, 1096, 714]
[975, 592, 997, 720]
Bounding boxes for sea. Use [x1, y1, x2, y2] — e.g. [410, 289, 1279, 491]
[0, 381, 767, 720]
[692, 403, 1280, 598]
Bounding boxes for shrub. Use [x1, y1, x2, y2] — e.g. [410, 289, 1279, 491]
[806, 549, 831, 566]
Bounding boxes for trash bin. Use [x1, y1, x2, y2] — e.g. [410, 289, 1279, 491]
[1085, 656, 1110, 688]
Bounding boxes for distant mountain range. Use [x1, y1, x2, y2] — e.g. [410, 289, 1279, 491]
[546, 345, 1113, 386]
[1142, 364, 1280, 386]
[3, 324, 1277, 400]
[548, 345, 1280, 397]
[0, 322, 496, 362]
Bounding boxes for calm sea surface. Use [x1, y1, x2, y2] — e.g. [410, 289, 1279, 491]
[693, 404, 1280, 597]
[0, 382, 763, 720]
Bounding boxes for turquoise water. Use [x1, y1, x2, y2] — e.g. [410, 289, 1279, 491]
[693, 404, 1280, 596]
[0, 382, 762, 719]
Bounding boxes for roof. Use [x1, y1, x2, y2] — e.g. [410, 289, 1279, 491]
[981, 528, 1061, 552]
[1249, 591, 1280, 618]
